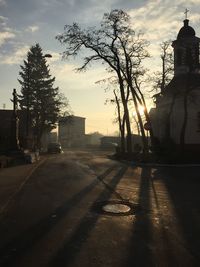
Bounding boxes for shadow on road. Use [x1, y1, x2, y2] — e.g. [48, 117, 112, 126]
[0, 164, 119, 266]
[125, 166, 153, 266]
[154, 167, 200, 264]
[49, 165, 128, 267]
[125, 165, 200, 266]
[2, 160, 200, 266]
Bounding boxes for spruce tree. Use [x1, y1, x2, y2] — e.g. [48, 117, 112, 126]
[18, 43, 62, 149]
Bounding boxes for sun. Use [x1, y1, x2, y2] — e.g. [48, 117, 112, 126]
[138, 105, 144, 115]
[133, 105, 145, 116]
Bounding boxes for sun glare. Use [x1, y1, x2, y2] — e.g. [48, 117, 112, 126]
[138, 105, 144, 115]
[133, 105, 145, 116]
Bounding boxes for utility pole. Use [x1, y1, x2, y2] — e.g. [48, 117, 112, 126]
[26, 55, 30, 148]
[10, 88, 20, 151]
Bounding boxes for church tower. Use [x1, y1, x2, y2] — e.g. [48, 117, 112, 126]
[172, 19, 200, 76]
[149, 14, 200, 160]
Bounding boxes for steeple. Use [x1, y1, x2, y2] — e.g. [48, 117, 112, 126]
[177, 19, 196, 39]
[172, 18, 200, 76]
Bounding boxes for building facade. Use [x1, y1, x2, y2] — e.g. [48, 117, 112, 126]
[150, 18, 200, 156]
[58, 116, 86, 148]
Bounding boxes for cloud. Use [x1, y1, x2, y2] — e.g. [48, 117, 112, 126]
[0, 45, 29, 65]
[26, 25, 39, 33]
[0, 0, 6, 6]
[51, 61, 110, 91]
[0, 31, 15, 46]
[0, 48, 61, 66]
[0, 15, 8, 25]
[0, 16, 16, 47]
[128, 0, 200, 58]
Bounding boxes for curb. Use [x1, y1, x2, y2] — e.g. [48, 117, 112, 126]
[131, 162, 200, 168]
[109, 154, 200, 168]
[118, 159, 200, 168]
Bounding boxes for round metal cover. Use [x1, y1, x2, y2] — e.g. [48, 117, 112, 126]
[92, 200, 140, 216]
[102, 203, 131, 213]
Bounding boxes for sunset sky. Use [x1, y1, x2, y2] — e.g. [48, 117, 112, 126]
[1, 0, 200, 134]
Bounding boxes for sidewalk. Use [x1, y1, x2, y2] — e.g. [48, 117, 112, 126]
[0, 157, 46, 215]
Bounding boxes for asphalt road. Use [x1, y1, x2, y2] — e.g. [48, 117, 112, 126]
[0, 149, 200, 267]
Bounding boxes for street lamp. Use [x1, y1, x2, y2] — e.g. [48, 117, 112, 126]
[26, 53, 52, 150]
[44, 54, 52, 58]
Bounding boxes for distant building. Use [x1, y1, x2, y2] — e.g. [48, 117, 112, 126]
[150, 18, 200, 156]
[58, 115, 86, 147]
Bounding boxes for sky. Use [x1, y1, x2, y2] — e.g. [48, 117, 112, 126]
[1, 0, 200, 135]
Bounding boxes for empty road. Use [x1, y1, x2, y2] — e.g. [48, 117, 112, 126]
[0, 149, 200, 266]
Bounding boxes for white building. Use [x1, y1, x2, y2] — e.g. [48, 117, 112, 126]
[150, 18, 200, 157]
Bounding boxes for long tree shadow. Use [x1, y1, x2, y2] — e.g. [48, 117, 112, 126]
[149, 169, 181, 265]
[125, 166, 153, 267]
[153, 167, 200, 265]
[49, 165, 128, 267]
[0, 165, 118, 266]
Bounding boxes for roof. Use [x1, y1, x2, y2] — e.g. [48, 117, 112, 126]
[177, 19, 195, 39]
[59, 115, 86, 123]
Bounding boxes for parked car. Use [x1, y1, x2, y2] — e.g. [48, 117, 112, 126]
[47, 142, 62, 153]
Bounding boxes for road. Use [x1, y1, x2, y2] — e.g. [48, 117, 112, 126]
[0, 149, 200, 266]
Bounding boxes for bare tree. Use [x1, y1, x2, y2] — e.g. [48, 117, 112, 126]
[56, 9, 150, 155]
[99, 76, 128, 154]
[113, 88, 129, 153]
[152, 41, 173, 93]
[151, 41, 174, 150]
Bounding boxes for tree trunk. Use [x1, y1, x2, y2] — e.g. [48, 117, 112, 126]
[114, 89, 125, 154]
[118, 77, 132, 154]
[165, 94, 176, 140]
[120, 124, 125, 154]
[180, 74, 191, 155]
[130, 87, 148, 155]
[133, 78, 155, 150]
[180, 92, 188, 153]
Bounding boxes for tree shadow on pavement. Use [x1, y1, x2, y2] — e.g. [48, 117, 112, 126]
[153, 167, 200, 265]
[120, 165, 200, 267]
[49, 165, 128, 267]
[0, 165, 118, 266]
[125, 166, 153, 267]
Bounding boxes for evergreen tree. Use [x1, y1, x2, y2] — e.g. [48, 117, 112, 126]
[18, 43, 64, 148]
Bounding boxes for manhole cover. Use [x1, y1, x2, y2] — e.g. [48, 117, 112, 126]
[92, 200, 140, 216]
[102, 203, 131, 213]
